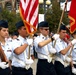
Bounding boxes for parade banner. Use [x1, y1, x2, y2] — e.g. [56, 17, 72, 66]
[68, 0, 76, 33]
[19, 0, 39, 35]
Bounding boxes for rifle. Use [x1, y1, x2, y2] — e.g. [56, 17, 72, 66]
[0, 45, 7, 62]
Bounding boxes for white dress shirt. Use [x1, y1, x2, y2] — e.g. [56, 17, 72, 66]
[34, 34, 55, 59]
[12, 35, 33, 67]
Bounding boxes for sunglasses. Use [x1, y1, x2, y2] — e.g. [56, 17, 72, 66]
[43, 28, 49, 31]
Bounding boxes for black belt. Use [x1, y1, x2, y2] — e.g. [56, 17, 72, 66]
[12, 66, 27, 71]
[38, 59, 52, 63]
[12, 66, 31, 71]
[38, 59, 47, 61]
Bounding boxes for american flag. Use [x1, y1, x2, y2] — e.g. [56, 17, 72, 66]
[19, 0, 39, 35]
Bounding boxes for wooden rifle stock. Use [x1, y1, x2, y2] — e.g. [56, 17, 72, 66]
[0, 45, 7, 62]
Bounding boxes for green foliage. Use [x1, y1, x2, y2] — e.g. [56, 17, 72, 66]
[39, 4, 44, 14]
[0, 9, 21, 34]
[45, 0, 69, 33]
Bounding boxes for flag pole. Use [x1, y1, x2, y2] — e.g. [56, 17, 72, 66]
[28, 35, 33, 59]
[54, 0, 68, 47]
[69, 45, 74, 57]
[19, 0, 38, 59]
[24, 20, 36, 59]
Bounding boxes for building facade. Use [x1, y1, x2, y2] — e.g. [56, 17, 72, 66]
[0, 0, 20, 13]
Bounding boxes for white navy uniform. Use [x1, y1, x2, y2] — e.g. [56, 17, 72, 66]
[34, 34, 57, 75]
[54, 38, 71, 75]
[12, 35, 33, 75]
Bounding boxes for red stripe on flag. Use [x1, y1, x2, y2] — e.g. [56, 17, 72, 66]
[29, 0, 38, 22]
[24, 0, 26, 3]
[24, 0, 32, 20]
[33, 16, 38, 28]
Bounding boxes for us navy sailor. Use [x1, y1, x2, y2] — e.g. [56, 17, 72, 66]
[34, 21, 58, 75]
[12, 20, 34, 75]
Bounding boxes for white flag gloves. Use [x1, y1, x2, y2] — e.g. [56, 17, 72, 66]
[72, 67, 76, 74]
[0, 62, 9, 69]
[47, 55, 52, 63]
[25, 57, 34, 70]
[25, 64, 31, 70]
[25, 57, 34, 65]
[65, 56, 71, 63]
[71, 39, 76, 45]
[50, 48, 56, 54]
[27, 39, 33, 45]
[52, 34, 60, 40]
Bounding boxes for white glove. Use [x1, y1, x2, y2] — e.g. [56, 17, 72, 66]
[25, 57, 34, 70]
[52, 34, 59, 40]
[72, 67, 76, 74]
[25, 57, 34, 65]
[65, 56, 71, 62]
[50, 48, 56, 54]
[47, 55, 52, 63]
[0, 62, 9, 69]
[27, 39, 33, 45]
[25, 64, 31, 70]
[71, 39, 76, 45]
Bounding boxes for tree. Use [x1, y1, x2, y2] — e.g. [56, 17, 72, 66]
[39, 4, 44, 14]
[45, 0, 69, 33]
[0, 9, 21, 34]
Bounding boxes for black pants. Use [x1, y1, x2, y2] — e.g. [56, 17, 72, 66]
[12, 66, 33, 75]
[54, 61, 71, 75]
[0, 67, 11, 75]
[71, 64, 76, 75]
[36, 59, 57, 75]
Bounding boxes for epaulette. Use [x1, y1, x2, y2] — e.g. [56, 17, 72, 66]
[9, 40, 12, 42]
[16, 39, 20, 41]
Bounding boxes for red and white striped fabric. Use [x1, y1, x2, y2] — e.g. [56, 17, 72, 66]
[19, 0, 39, 35]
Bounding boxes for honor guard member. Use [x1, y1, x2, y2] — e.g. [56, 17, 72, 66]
[71, 31, 76, 75]
[34, 21, 58, 75]
[12, 20, 34, 75]
[0, 20, 12, 75]
[54, 25, 76, 75]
